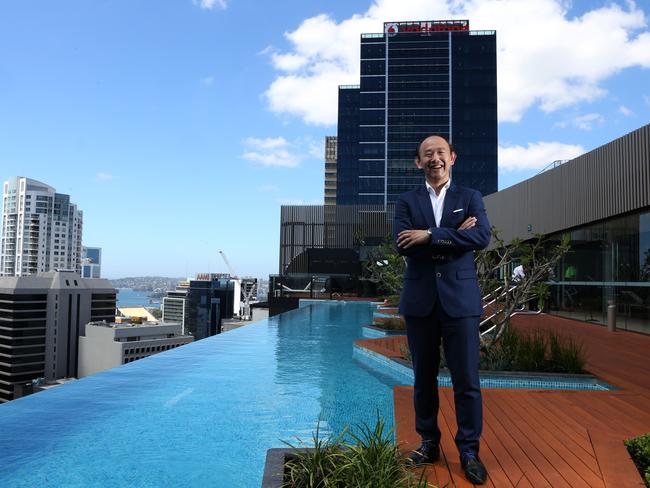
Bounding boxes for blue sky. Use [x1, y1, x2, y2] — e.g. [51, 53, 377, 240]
[1, 0, 649, 279]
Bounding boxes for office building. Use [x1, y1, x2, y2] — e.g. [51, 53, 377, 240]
[324, 136, 338, 205]
[162, 287, 188, 333]
[81, 246, 102, 278]
[485, 124, 650, 335]
[1, 177, 83, 276]
[0, 271, 115, 402]
[337, 19, 497, 205]
[78, 320, 192, 378]
[162, 276, 228, 340]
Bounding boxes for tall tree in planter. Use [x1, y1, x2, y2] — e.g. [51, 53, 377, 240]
[476, 230, 571, 346]
[364, 229, 570, 346]
[362, 236, 405, 296]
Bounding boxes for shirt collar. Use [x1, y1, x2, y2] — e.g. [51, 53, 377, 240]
[425, 178, 451, 197]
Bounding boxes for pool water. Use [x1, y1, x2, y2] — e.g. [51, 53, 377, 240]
[0, 301, 403, 488]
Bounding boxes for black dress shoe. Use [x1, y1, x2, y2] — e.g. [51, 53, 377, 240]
[461, 453, 488, 484]
[407, 440, 440, 466]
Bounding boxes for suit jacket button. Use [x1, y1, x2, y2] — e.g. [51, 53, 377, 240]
[436, 272, 441, 278]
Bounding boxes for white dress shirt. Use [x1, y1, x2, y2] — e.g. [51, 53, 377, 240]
[425, 178, 451, 227]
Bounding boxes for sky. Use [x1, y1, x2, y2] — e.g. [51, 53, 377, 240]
[1, 0, 649, 280]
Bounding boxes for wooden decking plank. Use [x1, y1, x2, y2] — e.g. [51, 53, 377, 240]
[600, 394, 650, 430]
[486, 392, 582, 487]
[482, 392, 555, 487]
[589, 429, 646, 488]
[439, 389, 514, 488]
[391, 313, 650, 488]
[436, 390, 480, 488]
[565, 393, 648, 438]
[512, 390, 597, 461]
[393, 387, 455, 488]
[502, 390, 601, 476]
[497, 390, 604, 487]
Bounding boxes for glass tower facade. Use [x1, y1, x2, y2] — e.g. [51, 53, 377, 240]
[337, 20, 497, 205]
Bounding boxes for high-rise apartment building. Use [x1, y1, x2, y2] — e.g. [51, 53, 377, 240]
[81, 246, 102, 278]
[336, 20, 497, 205]
[0, 271, 115, 402]
[324, 136, 338, 205]
[1, 177, 83, 276]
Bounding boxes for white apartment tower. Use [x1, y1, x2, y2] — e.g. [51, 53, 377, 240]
[1, 177, 83, 276]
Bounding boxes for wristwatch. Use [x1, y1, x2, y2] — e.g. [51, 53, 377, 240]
[426, 228, 432, 241]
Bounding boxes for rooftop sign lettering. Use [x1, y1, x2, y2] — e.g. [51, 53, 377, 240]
[384, 20, 469, 35]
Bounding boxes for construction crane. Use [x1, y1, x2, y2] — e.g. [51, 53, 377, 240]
[218, 250, 237, 278]
[218, 250, 257, 320]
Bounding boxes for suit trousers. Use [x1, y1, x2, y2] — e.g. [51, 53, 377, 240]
[405, 299, 482, 457]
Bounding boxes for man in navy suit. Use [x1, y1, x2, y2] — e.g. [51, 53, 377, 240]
[393, 134, 490, 484]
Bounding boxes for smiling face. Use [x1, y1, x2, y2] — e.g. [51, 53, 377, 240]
[415, 135, 456, 187]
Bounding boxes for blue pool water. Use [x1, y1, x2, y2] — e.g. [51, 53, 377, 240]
[0, 301, 403, 488]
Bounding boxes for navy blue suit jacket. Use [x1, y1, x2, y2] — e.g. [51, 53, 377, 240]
[393, 183, 491, 318]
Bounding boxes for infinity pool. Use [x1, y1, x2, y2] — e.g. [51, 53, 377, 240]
[0, 301, 403, 487]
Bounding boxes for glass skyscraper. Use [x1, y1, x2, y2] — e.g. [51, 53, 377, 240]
[337, 20, 497, 205]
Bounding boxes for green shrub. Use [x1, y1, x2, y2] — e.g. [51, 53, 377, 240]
[625, 433, 650, 488]
[282, 418, 433, 488]
[515, 330, 547, 372]
[480, 328, 586, 374]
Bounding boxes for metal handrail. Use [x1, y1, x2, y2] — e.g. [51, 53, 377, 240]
[480, 284, 541, 338]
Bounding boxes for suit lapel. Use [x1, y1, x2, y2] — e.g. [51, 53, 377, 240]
[440, 183, 460, 228]
[416, 185, 435, 229]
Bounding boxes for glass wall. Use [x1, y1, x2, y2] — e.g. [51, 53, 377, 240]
[548, 209, 650, 334]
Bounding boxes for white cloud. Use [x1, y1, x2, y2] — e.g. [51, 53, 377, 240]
[193, 0, 227, 10]
[499, 141, 585, 171]
[619, 105, 634, 116]
[200, 76, 214, 86]
[555, 112, 604, 130]
[242, 137, 303, 168]
[96, 172, 114, 181]
[264, 0, 650, 125]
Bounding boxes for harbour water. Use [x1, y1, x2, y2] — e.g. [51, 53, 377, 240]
[116, 288, 161, 309]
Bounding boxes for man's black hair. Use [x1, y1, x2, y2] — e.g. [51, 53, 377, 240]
[414, 134, 455, 159]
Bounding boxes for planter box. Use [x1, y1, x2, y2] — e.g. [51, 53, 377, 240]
[262, 448, 308, 488]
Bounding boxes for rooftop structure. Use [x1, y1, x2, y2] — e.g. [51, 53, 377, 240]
[78, 320, 192, 378]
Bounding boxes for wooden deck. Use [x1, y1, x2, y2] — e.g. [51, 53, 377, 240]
[365, 314, 650, 487]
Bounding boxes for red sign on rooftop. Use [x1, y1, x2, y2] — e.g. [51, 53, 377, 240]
[384, 20, 469, 35]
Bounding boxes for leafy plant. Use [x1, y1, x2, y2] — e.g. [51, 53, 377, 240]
[476, 230, 571, 348]
[282, 418, 434, 488]
[363, 229, 571, 354]
[625, 433, 650, 487]
[479, 328, 586, 373]
[362, 236, 406, 296]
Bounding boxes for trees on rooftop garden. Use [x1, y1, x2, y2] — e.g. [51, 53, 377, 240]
[362, 229, 571, 350]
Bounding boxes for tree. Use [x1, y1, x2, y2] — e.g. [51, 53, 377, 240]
[362, 229, 571, 348]
[476, 230, 571, 346]
[362, 236, 405, 297]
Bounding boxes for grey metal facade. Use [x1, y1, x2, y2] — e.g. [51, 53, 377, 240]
[279, 205, 395, 274]
[484, 124, 650, 243]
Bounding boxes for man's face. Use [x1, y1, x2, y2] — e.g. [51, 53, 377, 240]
[415, 136, 456, 183]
